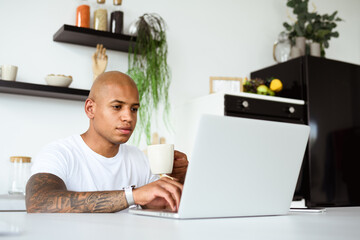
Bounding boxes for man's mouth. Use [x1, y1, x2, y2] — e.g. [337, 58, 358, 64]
[116, 127, 132, 135]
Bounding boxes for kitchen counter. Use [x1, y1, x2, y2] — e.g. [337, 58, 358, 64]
[0, 207, 360, 239]
[0, 194, 26, 212]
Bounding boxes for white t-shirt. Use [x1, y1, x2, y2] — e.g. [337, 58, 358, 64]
[31, 135, 158, 191]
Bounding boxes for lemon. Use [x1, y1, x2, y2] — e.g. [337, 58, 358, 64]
[270, 79, 283, 92]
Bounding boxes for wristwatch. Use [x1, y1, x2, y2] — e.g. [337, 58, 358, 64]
[123, 185, 136, 207]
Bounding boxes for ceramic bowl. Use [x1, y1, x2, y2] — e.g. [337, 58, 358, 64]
[45, 74, 72, 87]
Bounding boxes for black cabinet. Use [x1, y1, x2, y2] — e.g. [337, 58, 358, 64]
[251, 56, 360, 207]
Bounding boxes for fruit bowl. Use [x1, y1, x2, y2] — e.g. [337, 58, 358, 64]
[45, 74, 72, 87]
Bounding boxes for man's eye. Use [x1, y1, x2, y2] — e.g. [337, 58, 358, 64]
[131, 107, 139, 112]
[113, 105, 121, 110]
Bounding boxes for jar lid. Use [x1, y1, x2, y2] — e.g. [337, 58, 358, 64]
[113, 0, 122, 5]
[97, 0, 106, 3]
[10, 156, 31, 163]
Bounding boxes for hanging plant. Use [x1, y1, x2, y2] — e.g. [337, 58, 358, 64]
[127, 13, 171, 145]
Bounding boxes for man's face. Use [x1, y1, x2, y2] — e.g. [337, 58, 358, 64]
[92, 83, 139, 145]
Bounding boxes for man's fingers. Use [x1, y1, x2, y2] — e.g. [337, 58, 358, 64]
[173, 159, 188, 168]
[158, 180, 182, 209]
[160, 177, 183, 191]
[174, 150, 188, 159]
[154, 188, 176, 211]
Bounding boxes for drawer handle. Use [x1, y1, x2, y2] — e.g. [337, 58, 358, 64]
[242, 100, 249, 108]
[288, 106, 295, 114]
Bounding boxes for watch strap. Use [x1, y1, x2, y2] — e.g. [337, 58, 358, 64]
[123, 185, 135, 206]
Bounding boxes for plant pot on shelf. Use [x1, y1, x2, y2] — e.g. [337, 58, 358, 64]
[295, 36, 306, 56]
[310, 42, 321, 57]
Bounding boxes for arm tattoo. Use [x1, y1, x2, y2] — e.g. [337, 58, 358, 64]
[25, 173, 128, 213]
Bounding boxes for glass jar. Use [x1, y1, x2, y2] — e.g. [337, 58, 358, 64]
[76, 0, 90, 28]
[94, 0, 108, 31]
[110, 0, 123, 34]
[8, 156, 31, 195]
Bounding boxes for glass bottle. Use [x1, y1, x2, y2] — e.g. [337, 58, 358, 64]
[76, 0, 90, 28]
[8, 156, 32, 195]
[94, 0, 108, 31]
[110, 0, 124, 34]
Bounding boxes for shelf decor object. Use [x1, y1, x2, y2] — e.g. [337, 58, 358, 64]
[0, 79, 89, 101]
[53, 24, 136, 52]
[209, 76, 243, 94]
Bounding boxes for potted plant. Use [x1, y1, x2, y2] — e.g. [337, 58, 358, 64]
[306, 11, 342, 57]
[127, 13, 171, 145]
[283, 0, 315, 55]
[283, 0, 342, 57]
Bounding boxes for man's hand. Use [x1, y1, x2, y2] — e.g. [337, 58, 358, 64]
[132, 177, 183, 211]
[169, 150, 189, 184]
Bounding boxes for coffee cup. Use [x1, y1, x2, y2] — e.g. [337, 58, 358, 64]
[147, 144, 174, 174]
[1, 65, 18, 81]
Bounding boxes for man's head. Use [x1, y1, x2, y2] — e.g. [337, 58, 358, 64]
[85, 71, 139, 145]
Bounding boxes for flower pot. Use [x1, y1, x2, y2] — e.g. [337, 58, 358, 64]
[295, 37, 306, 56]
[290, 46, 301, 59]
[310, 42, 321, 57]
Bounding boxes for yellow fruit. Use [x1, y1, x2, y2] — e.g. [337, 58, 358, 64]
[270, 79, 283, 92]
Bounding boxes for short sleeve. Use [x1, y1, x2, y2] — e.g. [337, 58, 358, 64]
[31, 142, 69, 183]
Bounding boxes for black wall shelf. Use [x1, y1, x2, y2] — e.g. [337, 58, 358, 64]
[0, 80, 89, 101]
[53, 24, 136, 52]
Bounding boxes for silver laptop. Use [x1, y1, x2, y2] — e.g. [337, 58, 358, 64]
[129, 114, 310, 219]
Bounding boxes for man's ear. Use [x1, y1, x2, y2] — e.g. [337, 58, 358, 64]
[84, 98, 95, 119]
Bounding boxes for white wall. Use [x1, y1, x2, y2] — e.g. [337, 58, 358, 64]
[0, 0, 359, 194]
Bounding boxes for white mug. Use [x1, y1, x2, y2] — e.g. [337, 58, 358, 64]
[1, 65, 18, 81]
[147, 144, 174, 174]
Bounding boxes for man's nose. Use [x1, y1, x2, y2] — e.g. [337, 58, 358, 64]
[120, 108, 132, 122]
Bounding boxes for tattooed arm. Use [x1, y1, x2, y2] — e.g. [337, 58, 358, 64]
[26, 173, 184, 213]
[25, 173, 128, 213]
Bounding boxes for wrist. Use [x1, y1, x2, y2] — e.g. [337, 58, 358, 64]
[123, 185, 136, 207]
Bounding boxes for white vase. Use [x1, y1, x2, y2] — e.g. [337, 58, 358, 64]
[290, 46, 301, 59]
[295, 36, 306, 56]
[310, 42, 321, 57]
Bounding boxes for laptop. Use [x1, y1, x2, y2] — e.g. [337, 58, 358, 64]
[129, 114, 310, 219]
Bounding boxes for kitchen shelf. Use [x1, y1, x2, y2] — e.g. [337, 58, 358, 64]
[0, 79, 89, 101]
[53, 24, 136, 52]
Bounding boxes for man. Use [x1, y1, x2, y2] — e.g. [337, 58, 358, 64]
[26, 71, 188, 213]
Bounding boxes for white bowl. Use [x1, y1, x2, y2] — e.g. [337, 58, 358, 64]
[45, 74, 72, 87]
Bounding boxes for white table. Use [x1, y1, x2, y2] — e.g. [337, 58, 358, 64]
[1, 207, 360, 240]
[0, 194, 26, 211]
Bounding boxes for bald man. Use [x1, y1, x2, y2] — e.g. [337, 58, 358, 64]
[26, 71, 188, 213]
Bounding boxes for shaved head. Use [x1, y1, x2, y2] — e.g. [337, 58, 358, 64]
[89, 71, 138, 102]
[82, 71, 140, 156]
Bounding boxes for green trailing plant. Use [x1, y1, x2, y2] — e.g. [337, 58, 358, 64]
[127, 13, 171, 145]
[283, 0, 342, 57]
